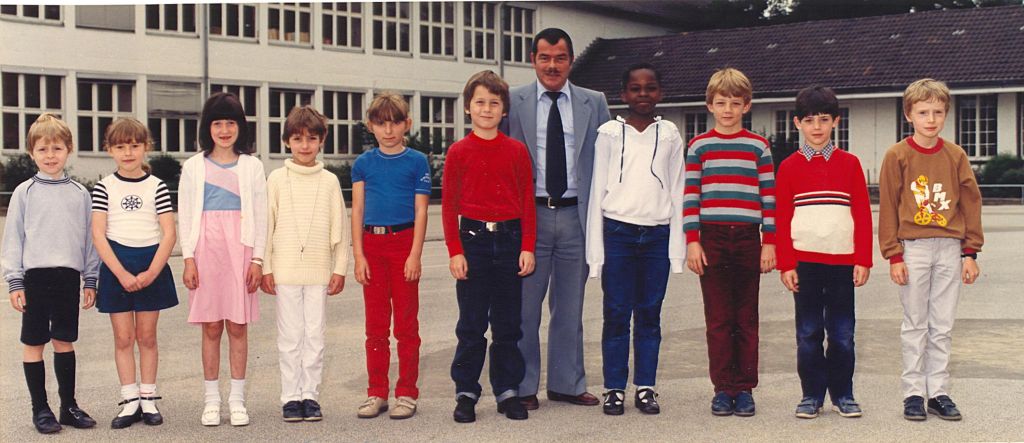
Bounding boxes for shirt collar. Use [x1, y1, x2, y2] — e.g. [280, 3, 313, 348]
[536, 79, 572, 103]
[800, 140, 836, 161]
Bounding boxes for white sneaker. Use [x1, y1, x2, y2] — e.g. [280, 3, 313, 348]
[229, 403, 249, 426]
[201, 403, 221, 426]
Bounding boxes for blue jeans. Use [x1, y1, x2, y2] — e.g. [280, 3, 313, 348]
[450, 219, 525, 402]
[600, 218, 670, 390]
[793, 262, 856, 404]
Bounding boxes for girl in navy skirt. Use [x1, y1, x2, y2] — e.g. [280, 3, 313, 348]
[91, 118, 178, 429]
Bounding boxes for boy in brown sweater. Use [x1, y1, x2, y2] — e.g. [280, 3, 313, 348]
[878, 78, 983, 422]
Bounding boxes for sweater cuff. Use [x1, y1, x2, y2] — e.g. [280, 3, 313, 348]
[447, 243, 464, 258]
[7, 278, 24, 292]
[962, 248, 977, 255]
[685, 230, 700, 244]
[761, 232, 776, 245]
[889, 254, 904, 264]
[82, 277, 97, 290]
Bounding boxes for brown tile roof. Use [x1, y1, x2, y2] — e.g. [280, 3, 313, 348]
[569, 5, 1024, 104]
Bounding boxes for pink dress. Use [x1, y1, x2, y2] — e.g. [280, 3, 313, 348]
[187, 158, 259, 324]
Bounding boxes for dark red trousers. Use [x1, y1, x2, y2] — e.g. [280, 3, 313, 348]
[698, 223, 761, 397]
[362, 229, 421, 399]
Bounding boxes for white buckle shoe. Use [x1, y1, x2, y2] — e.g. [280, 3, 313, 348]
[229, 403, 249, 426]
[201, 403, 221, 426]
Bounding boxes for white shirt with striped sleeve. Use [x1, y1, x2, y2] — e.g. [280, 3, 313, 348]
[91, 172, 173, 247]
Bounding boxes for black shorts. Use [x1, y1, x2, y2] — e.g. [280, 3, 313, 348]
[20, 267, 82, 346]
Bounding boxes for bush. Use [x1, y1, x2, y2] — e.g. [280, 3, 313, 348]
[149, 154, 182, 190]
[324, 161, 353, 190]
[979, 154, 1024, 184]
[2, 153, 36, 191]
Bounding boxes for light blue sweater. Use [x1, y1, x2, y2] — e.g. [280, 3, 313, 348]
[2, 173, 100, 292]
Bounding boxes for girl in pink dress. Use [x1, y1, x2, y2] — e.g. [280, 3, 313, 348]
[178, 92, 267, 427]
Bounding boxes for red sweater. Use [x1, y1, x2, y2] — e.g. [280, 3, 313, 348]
[442, 131, 536, 257]
[775, 149, 873, 272]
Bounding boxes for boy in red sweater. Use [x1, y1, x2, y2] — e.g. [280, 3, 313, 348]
[442, 70, 536, 423]
[776, 86, 872, 419]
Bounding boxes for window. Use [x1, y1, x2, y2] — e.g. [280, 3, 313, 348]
[1, 73, 62, 150]
[420, 96, 456, 154]
[322, 90, 364, 156]
[268, 3, 312, 45]
[956, 94, 997, 158]
[1, 4, 61, 22]
[322, 2, 362, 48]
[77, 79, 134, 152]
[742, 113, 752, 131]
[76, 5, 134, 31]
[832, 108, 850, 150]
[269, 88, 313, 154]
[896, 98, 914, 141]
[684, 112, 707, 143]
[209, 3, 257, 39]
[463, 2, 495, 61]
[146, 4, 196, 33]
[372, 2, 411, 53]
[147, 81, 200, 153]
[501, 5, 534, 63]
[419, 2, 455, 57]
[774, 109, 799, 150]
[211, 84, 259, 150]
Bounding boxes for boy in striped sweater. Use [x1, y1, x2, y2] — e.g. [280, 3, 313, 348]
[684, 68, 775, 417]
[775, 86, 872, 419]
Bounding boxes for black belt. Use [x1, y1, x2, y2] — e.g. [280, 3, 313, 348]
[460, 217, 520, 232]
[536, 196, 578, 208]
[364, 222, 414, 235]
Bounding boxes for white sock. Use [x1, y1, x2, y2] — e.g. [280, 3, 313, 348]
[228, 378, 245, 407]
[118, 383, 140, 417]
[204, 379, 221, 406]
[140, 383, 158, 414]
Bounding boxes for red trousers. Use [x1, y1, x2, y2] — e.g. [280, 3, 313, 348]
[698, 224, 761, 397]
[362, 229, 421, 399]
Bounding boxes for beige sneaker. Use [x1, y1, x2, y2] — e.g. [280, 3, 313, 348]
[229, 402, 249, 426]
[201, 403, 221, 426]
[389, 397, 417, 420]
[357, 396, 388, 418]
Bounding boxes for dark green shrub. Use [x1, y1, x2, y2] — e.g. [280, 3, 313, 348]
[149, 154, 182, 190]
[324, 161, 352, 190]
[978, 154, 1024, 184]
[2, 153, 36, 191]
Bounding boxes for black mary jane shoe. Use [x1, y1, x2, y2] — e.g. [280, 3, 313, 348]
[33, 407, 62, 434]
[603, 390, 625, 416]
[635, 388, 661, 415]
[59, 405, 97, 428]
[141, 396, 164, 425]
[111, 398, 143, 429]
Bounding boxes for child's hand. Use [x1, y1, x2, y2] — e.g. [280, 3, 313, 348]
[404, 255, 422, 282]
[245, 262, 262, 294]
[354, 255, 370, 285]
[518, 251, 536, 276]
[853, 265, 870, 287]
[890, 262, 908, 286]
[686, 242, 707, 276]
[449, 254, 468, 280]
[261, 274, 277, 295]
[780, 270, 799, 292]
[135, 269, 156, 290]
[183, 258, 199, 290]
[117, 271, 141, 292]
[9, 290, 26, 312]
[760, 244, 776, 273]
[962, 257, 980, 284]
[82, 288, 96, 310]
[327, 274, 345, 295]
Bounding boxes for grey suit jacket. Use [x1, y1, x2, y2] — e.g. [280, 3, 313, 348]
[502, 81, 611, 232]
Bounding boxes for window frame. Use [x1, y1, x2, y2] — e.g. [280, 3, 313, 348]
[419, 94, 457, 155]
[267, 2, 314, 47]
[321, 2, 363, 50]
[371, 1, 412, 55]
[774, 109, 800, 150]
[419, 2, 456, 59]
[832, 107, 850, 150]
[684, 111, 708, 143]
[147, 80, 202, 154]
[1, 72, 64, 151]
[0, 4, 62, 25]
[145, 3, 197, 35]
[896, 98, 915, 141]
[322, 89, 365, 157]
[76, 78, 136, 153]
[208, 3, 258, 41]
[462, 2, 496, 62]
[955, 94, 998, 159]
[268, 87, 314, 156]
[501, 4, 535, 65]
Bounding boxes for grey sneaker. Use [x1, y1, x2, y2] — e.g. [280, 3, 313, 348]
[795, 397, 822, 419]
[832, 397, 862, 418]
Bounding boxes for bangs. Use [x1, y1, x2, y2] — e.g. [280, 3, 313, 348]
[104, 118, 152, 149]
[367, 94, 410, 123]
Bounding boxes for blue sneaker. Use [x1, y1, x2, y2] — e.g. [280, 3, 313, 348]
[832, 397, 862, 418]
[734, 391, 755, 417]
[711, 392, 733, 416]
[795, 397, 821, 419]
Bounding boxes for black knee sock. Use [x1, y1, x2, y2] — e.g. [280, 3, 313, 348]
[24, 361, 49, 414]
[53, 351, 78, 409]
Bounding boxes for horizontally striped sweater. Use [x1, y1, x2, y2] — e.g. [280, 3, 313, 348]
[683, 129, 776, 244]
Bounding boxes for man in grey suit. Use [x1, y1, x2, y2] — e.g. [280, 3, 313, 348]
[502, 28, 611, 410]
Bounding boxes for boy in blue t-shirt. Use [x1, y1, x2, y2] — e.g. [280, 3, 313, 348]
[350, 92, 431, 420]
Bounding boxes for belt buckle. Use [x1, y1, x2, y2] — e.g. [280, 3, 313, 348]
[485, 222, 499, 232]
[546, 197, 557, 209]
[372, 226, 387, 235]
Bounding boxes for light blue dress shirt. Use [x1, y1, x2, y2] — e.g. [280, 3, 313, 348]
[535, 80, 577, 198]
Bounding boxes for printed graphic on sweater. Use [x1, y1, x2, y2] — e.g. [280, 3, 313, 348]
[910, 174, 949, 227]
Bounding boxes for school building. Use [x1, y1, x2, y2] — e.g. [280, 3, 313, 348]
[570, 5, 1024, 184]
[0, 2, 677, 181]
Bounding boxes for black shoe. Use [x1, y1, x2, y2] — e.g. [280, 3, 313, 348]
[497, 397, 528, 420]
[58, 405, 97, 428]
[903, 395, 926, 421]
[302, 399, 323, 422]
[140, 396, 163, 426]
[453, 395, 477, 423]
[33, 407, 62, 434]
[927, 395, 962, 421]
[634, 388, 660, 415]
[111, 398, 143, 429]
[711, 391, 733, 416]
[603, 390, 625, 416]
[734, 391, 755, 417]
[283, 401, 303, 422]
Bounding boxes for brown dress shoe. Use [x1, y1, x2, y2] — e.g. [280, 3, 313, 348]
[547, 390, 600, 406]
[520, 395, 539, 410]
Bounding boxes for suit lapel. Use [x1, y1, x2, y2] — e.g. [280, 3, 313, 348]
[518, 83, 538, 164]
[570, 83, 591, 165]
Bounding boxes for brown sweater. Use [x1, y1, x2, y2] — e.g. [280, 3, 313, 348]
[878, 137, 983, 263]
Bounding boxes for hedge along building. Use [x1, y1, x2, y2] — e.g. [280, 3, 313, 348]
[0, 2, 680, 183]
[569, 5, 1024, 184]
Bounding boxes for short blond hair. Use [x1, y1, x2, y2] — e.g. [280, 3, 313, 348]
[104, 117, 153, 151]
[902, 78, 950, 116]
[706, 68, 752, 104]
[366, 92, 410, 125]
[27, 113, 73, 152]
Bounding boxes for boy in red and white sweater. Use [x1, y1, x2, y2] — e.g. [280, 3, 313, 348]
[775, 86, 872, 420]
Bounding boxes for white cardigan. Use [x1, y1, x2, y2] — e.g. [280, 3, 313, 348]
[178, 153, 268, 260]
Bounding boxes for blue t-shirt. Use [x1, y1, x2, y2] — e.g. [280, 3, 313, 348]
[352, 147, 431, 226]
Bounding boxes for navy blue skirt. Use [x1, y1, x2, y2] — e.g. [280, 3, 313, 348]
[97, 240, 178, 313]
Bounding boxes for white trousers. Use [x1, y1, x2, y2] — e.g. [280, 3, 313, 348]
[899, 238, 962, 398]
[276, 284, 328, 404]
